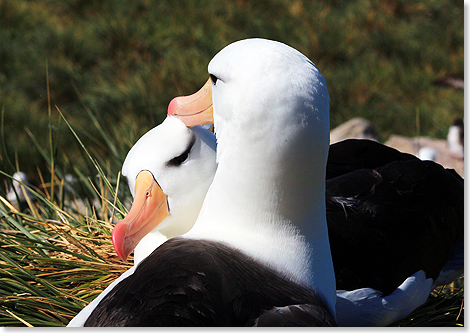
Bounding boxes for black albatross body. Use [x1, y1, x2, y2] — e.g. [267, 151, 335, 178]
[325, 139, 464, 325]
[326, 139, 464, 295]
[79, 38, 338, 327]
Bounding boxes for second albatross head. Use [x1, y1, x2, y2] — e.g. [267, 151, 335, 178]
[113, 116, 216, 262]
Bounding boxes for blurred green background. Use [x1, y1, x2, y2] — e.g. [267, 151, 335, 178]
[0, 0, 464, 187]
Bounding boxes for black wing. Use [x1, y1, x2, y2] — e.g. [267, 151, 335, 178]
[85, 238, 335, 327]
[326, 159, 464, 295]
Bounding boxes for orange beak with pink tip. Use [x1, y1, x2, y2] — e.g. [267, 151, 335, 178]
[167, 77, 214, 127]
[113, 170, 169, 262]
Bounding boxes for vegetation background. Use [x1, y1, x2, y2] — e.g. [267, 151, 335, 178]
[0, 0, 464, 326]
[0, 0, 464, 186]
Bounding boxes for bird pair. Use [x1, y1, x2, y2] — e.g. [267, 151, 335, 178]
[69, 39, 463, 327]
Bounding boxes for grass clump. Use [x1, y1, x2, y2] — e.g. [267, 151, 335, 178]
[0, 105, 133, 326]
[0, 172, 132, 326]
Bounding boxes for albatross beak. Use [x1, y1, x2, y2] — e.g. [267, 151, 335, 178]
[112, 170, 169, 262]
[167, 77, 214, 127]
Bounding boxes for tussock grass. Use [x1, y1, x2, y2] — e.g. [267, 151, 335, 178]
[0, 168, 132, 327]
[0, 106, 133, 326]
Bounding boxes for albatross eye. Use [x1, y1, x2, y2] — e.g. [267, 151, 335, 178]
[210, 74, 218, 85]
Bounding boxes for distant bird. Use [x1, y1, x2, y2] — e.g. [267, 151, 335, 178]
[417, 147, 437, 161]
[432, 76, 464, 89]
[447, 118, 464, 159]
[6, 172, 35, 209]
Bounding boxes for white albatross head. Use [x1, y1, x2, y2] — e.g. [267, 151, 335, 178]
[113, 116, 216, 263]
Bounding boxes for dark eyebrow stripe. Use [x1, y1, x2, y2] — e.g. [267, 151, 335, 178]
[166, 133, 196, 167]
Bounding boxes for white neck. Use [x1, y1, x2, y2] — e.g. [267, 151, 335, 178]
[184, 100, 336, 315]
[134, 230, 168, 265]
